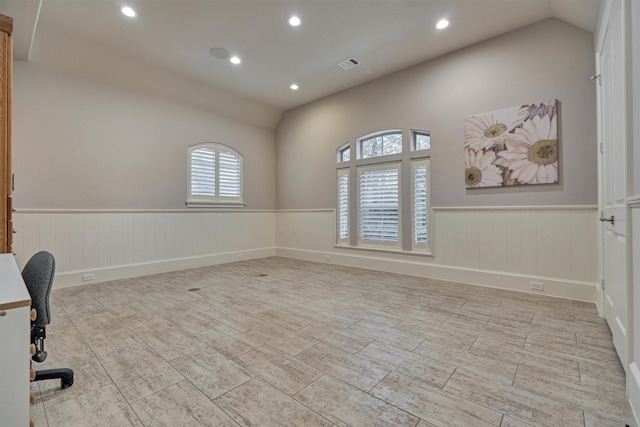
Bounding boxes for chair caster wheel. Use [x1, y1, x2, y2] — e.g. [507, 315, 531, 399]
[61, 378, 73, 389]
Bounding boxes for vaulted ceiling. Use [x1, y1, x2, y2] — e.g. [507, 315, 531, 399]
[0, 0, 600, 128]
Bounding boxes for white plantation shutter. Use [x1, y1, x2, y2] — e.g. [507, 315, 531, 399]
[187, 143, 244, 206]
[412, 158, 430, 251]
[357, 163, 401, 248]
[337, 169, 349, 243]
[219, 150, 242, 197]
[190, 148, 216, 196]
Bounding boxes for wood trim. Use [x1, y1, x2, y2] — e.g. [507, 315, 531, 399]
[0, 298, 31, 311]
[0, 15, 12, 35]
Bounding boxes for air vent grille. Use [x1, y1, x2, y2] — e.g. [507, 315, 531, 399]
[338, 58, 360, 70]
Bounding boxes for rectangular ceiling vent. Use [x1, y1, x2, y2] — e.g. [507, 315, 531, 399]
[338, 58, 360, 70]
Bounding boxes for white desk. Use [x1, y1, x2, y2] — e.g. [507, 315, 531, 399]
[0, 253, 32, 426]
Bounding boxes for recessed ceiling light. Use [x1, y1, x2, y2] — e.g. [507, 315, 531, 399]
[120, 6, 136, 18]
[290, 83, 299, 90]
[230, 56, 241, 65]
[288, 16, 301, 26]
[436, 19, 449, 29]
[209, 47, 230, 59]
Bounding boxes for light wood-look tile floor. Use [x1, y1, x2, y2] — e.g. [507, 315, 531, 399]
[30, 257, 636, 427]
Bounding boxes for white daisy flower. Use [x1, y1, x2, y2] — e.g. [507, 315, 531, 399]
[465, 148, 503, 187]
[496, 114, 558, 184]
[464, 105, 529, 151]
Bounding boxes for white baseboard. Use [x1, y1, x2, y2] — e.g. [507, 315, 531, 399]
[55, 244, 600, 302]
[630, 362, 640, 427]
[275, 247, 598, 302]
[53, 247, 276, 288]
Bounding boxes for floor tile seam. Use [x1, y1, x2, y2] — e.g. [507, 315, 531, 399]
[441, 372, 583, 426]
[293, 341, 393, 382]
[254, 373, 347, 426]
[179, 367, 254, 409]
[367, 383, 426, 426]
[296, 373, 418, 426]
[509, 378, 633, 418]
[104, 360, 185, 407]
[47, 381, 146, 427]
[522, 343, 624, 366]
[32, 382, 53, 427]
[101, 348, 176, 390]
[380, 370, 506, 424]
[239, 343, 327, 380]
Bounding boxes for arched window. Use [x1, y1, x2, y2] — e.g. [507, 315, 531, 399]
[187, 143, 244, 207]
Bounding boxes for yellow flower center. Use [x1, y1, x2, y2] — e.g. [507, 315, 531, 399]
[484, 123, 507, 138]
[528, 139, 558, 165]
[465, 167, 482, 186]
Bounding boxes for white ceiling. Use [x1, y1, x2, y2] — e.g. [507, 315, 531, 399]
[0, 0, 600, 128]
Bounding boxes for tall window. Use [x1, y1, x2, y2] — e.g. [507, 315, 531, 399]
[336, 129, 431, 253]
[337, 169, 349, 243]
[357, 163, 401, 249]
[412, 158, 430, 251]
[187, 143, 244, 207]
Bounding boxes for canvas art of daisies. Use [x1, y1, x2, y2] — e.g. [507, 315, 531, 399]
[464, 99, 558, 188]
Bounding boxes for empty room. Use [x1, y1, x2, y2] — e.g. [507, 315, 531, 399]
[0, 0, 639, 426]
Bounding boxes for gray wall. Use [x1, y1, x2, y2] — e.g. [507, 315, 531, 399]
[275, 18, 597, 209]
[12, 61, 276, 210]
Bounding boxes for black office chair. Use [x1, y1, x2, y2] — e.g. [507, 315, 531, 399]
[22, 251, 74, 389]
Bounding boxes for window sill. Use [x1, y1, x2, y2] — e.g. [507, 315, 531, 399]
[334, 243, 433, 258]
[186, 200, 246, 208]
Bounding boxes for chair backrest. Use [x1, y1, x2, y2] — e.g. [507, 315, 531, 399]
[22, 251, 55, 327]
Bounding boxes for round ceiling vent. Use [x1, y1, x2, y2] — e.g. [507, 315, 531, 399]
[209, 47, 230, 59]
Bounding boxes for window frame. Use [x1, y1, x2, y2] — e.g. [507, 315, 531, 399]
[335, 128, 432, 254]
[186, 142, 245, 208]
[337, 142, 351, 163]
[336, 168, 350, 244]
[356, 129, 403, 159]
[411, 158, 430, 252]
[356, 162, 402, 250]
[412, 129, 431, 151]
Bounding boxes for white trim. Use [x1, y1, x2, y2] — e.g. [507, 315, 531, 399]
[629, 362, 640, 426]
[433, 205, 598, 211]
[185, 200, 246, 208]
[277, 209, 334, 213]
[14, 208, 270, 214]
[596, 0, 613, 55]
[333, 244, 433, 258]
[627, 195, 640, 206]
[276, 247, 598, 302]
[53, 247, 275, 288]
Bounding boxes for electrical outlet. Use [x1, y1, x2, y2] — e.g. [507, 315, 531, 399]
[530, 281, 544, 291]
[83, 273, 95, 281]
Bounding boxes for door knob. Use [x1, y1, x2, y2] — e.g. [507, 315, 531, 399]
[599, 215, 615, 225]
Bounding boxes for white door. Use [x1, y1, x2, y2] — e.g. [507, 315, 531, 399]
[598, 0, 629, 370]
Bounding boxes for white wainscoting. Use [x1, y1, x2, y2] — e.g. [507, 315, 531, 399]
[276, 206, 599, 302]
[13, 207, 599, 301]
[13, 210, 276, 288]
